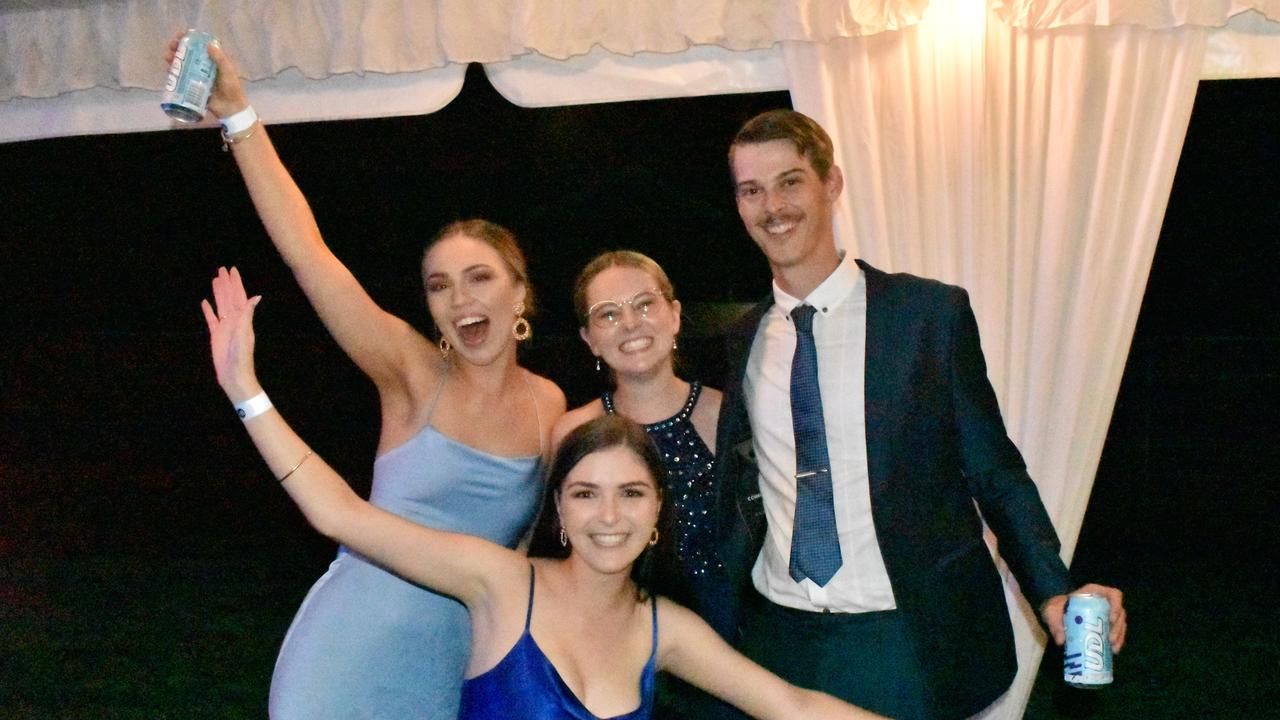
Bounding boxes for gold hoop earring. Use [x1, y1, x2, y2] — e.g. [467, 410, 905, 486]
[512, 302, 531, 341]
[648, 528, 659, 546]
[559, 527, 568, 547]
[438, 337, 452, 359]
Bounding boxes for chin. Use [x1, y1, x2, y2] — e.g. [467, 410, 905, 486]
[574, 545, 646, 575]
[455, 342, 511, 367]
[612, 359, 662, 379]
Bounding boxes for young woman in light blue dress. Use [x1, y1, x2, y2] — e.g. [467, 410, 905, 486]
[201, 268, 884, 720]
[173, 37, 565, 718]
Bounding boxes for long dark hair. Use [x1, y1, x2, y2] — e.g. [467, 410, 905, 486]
[527, 415, 678, 600]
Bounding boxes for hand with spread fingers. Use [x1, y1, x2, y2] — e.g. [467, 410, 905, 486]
[200, 266, 263, 403]
[1041, 583, 1127, 652]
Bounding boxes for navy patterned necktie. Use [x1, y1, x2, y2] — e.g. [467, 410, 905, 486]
[788, 304, 843, 586]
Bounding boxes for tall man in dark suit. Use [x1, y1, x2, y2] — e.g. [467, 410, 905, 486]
[714, 110, 1127, 719]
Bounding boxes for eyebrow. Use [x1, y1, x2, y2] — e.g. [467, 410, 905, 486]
[590, 289, 661, 306]
[563, 479, 655, 491]
[425, 263, 494, 282]
[735, 167, 806, 190]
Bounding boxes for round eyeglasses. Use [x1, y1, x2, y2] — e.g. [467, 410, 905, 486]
[586, 289, 666, 329]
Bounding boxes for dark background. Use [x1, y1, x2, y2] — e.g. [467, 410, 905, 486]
[1, 67, 1276, 718]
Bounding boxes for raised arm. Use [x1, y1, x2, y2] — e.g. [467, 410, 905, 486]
[656, 600, 886, 720]
[201, 267, 511, 605]
[177, 33, 430, 393]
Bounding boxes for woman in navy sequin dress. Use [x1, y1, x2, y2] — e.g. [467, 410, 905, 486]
[551, 252, 736, 719]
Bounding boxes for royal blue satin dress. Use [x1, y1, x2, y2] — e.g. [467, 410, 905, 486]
[458, 567, 657, 720]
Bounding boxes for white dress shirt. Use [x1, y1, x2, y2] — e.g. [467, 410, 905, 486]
[744, 254, 897, 612]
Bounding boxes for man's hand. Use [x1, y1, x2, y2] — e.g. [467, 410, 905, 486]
[1041, 583, 1126, 652]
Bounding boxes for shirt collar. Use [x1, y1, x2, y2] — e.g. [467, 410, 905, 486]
[771, 253, 861, 321]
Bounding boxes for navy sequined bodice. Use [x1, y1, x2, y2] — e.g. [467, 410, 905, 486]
[602, 382, 725, 585]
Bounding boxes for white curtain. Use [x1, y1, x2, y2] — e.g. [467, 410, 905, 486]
[1, 1, 1277, 142]
[0, 0, 929, 101]
[0, 0, 1273, 712]
[991, 0, 1280, 28]
[783, 1, 1206, 716]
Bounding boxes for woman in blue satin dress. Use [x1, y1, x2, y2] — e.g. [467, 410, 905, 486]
[177, 38, 566, 719]
[201, 269, 884, 720]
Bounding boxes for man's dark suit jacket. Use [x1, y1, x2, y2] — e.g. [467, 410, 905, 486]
[714, 259, 1073, 718]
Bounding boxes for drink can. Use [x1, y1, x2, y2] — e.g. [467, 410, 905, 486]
[161, 30, 218, 122]
[1063, 593, 1113, 688]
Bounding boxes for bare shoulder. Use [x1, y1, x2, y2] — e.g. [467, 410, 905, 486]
[655, 595, 701, 626]
[525, 370, 567, 415]
[690, 383, 723, 451]
[654, 596, 716, 665]
[695, 384, 723, 415]
[550, 399, 605, 448]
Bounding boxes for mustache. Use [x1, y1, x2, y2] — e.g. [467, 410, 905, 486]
[759, 210, 803, 228]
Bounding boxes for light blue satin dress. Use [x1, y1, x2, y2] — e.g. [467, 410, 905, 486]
[269, 382, 544, 719]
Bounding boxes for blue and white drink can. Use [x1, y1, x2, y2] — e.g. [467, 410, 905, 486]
[1063, 593, 1113, 688]
[161, 30, 218, 122]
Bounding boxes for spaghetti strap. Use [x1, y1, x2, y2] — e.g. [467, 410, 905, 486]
[524, 565, 536, 631]
[423, 363, 450, 427]
[520, 371, 546, 460]
[649, 597, 658, 653]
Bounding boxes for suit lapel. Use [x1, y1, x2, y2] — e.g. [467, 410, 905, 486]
[858, 260, 893, 503]
[722, 296, 773, 449]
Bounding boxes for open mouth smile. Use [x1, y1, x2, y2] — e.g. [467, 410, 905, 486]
[618, 337, 653, 353]
[454, 315, 489, 345]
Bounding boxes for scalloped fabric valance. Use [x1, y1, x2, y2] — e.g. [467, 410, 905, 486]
[991, 0, 1279, 28]
[0, 0, 931, 101]
[14, 0, 1274, 102]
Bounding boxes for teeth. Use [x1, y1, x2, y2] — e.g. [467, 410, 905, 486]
[765, 221, 796, 235]
[590, 533, 628, 547]
[619, 338, 652, 353]
[456, 316, 486, 327]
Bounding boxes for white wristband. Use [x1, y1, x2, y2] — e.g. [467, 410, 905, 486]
[234, 391, 273, 421]
[220, 105, 259, 136]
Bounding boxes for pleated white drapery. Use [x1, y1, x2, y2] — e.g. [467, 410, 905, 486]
[0, 0, 929, 101]
[783, 1, 1206, 716]
[0, 0, 1272, 715]
[1, 0, 1276, 142]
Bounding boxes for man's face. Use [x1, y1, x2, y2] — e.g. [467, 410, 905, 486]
[731, 139, 843, 278]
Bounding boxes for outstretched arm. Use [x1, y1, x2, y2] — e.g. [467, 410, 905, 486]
[657, 600, 886, 720]
[201, 267, 510, 605]
[173, 33, 433, 396]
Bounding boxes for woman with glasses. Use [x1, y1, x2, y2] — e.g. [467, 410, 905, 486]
[551, 251, 734, 719]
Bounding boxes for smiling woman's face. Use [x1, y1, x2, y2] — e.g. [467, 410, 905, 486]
[579, 265, 680, 380]
[556, 444, 662, 576]
[422, 233, 526, 366]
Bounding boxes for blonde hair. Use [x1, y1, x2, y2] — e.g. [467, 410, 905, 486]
[422, 219, 535, 314]
[571, 250, 675, 327]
